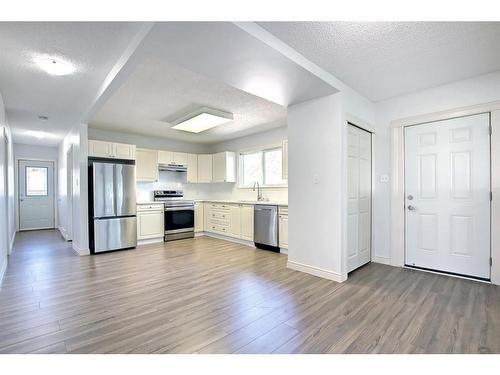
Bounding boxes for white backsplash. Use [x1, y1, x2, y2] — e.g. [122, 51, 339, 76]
[136, 170, 288, 203]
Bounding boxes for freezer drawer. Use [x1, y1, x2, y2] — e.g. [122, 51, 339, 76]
[93, 216, 137, 253]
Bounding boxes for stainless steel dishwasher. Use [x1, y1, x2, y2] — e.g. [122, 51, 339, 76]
[254, 205, 279, 252]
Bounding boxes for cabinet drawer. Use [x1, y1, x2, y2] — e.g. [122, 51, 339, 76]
[279, 206, 288, 215]
[137, 204, 164, 212]
[208, 217, 229, 226]
[208, 211, 229, 220]
[207, 202, 230, 211]
[208, 223, 229, 234]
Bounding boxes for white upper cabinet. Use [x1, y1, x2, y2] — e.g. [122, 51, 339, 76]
[114, 142, 136, 160]
[88, 140, 136, 160]
[282, 139, 288, 180]
[158, 150, 188, 166]
[136, 148, 158, 182]
[158, 150, 173, 165]
[198, 154, 213, 183]
[186, 153, 198, 183]
[212, 151, 236, 183]
[173, 152, 188, 166]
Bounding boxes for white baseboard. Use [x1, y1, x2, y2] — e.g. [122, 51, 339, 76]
[287, 260, 347, 282]
[58, 226, 69, 241]
[72, 243, 90, 256]
[0, 258, 7, 286]
[371, 255, 392, 265]
[199, 232, 288, 255]
[137, 237, 164, 246]
[201, 232, 256, 248]
[9, 231, 16, 255]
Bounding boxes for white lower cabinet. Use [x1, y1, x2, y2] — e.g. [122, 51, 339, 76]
[137, 204, 164, 240]
[278, 206, 288, 249]
[203, 202, 255, 242]
[240, 205, 254, 241]
[229, 205, 241, 238]
[194, 202, 204, 232]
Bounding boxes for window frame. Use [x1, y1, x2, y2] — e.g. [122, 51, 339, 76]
[25, 166, 49, 197]
[238, 144, 288, 189]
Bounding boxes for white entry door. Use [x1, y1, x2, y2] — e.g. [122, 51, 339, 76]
[19, 160, 55, 230]
[347, 124, 372, 272]
[405, 113, 491, 279]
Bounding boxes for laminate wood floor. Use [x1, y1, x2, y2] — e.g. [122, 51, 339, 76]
[1, 230, 499, 354]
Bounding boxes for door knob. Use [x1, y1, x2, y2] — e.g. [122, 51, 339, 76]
[407, 195, 414, 200]
[408, 205, 416, 211]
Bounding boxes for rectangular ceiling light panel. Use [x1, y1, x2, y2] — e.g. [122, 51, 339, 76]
[171, 108, 233, 133]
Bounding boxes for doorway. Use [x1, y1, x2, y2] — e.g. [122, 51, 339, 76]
[404, 113, 491, 280]
[347, 123, 372, 273]
[18, 159, 55, 231]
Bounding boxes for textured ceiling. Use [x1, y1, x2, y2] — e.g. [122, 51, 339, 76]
[259, 22, 500, 101]
[89, 57, 287, 144]
[0, 22, 145, 146]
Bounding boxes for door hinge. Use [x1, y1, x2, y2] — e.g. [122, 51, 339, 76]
[489, 124, 492, 135]
[491, 257, 493, 266]
[490, 191, 493, 201]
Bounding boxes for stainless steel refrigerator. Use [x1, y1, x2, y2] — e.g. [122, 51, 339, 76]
[89, 159, 137, 253]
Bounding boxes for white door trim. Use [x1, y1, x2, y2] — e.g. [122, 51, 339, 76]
[390, 100, 500, 285]
[344, 113, 375, 277]
[15, 157, 58, 232]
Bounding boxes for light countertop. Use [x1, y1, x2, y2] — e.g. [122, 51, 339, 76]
[137, 200, 288, 206]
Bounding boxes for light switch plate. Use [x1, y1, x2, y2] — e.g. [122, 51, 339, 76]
[379, 174, 389, 183]
[312, 174, 319, 184]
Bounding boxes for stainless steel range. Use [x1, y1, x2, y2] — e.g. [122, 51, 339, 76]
[154, 190, 194, 241]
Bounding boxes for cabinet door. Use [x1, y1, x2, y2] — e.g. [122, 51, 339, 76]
[186, 153, 198, 183]
[282, 139, 288, 180]
[136, 149, 158, 182]
[240, 205, 254, 241]
[173, 152, 188, 166]
[158, 150, 173, 165]
[229, 205, 241, 238]
[114, 142, 136, 160]
[279, 215, 288, 249]
[195, 203, 204, 232]
[88, 140, 113, 158]
[212, 152, 226, 182]
[137, 210, 164, 240]
[198, 154, 213, 183]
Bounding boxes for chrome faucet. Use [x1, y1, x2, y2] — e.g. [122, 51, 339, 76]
[253, 181, 263, 201]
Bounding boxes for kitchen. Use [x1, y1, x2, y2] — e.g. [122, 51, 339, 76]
[87, 131, 289, 254]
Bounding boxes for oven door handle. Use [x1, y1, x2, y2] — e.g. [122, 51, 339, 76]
[166, 206, 195, 211]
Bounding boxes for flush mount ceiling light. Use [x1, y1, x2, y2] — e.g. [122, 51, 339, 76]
[34, 56, 76, 76]
[171, 107, 233, 133]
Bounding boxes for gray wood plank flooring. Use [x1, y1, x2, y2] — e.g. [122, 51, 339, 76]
[0, 230, 499, 354]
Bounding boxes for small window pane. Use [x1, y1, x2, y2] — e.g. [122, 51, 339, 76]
[242, 152, 263, 186]
[264, 148, 286, 185]
[26, 167, 48, 196]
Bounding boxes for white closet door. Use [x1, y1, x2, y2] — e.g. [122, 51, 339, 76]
[347, 125, 372, 272]
[405, 113, 491, 279]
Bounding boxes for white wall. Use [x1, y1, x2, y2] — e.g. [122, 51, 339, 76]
[373, 70, 500, 263]
[287, 94, 346, 281]
[0, 93, 15, 284]
[14, 143, 58, 161]
[58, 123, 89, 254]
